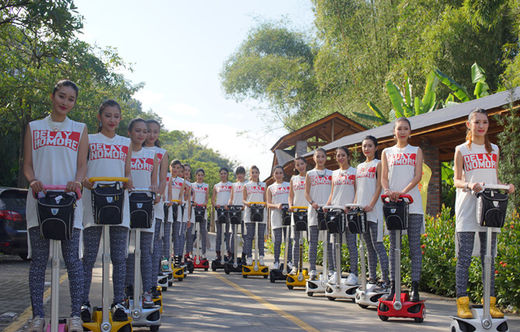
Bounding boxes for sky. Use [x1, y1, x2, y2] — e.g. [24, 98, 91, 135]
[74, 0, 315, 177]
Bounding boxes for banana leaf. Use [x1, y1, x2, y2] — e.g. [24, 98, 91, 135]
[471, 62, 486, 84]
[367, 101, 389, 123]
[434, 69, 470, 102]
[404, 74, 412, 108]
[414, 96, 421, 115]
[386, 80, 405, 118]
[422, 72, 438, 111]
[353, 111, 387, 126]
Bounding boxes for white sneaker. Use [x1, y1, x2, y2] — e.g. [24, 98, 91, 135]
[287, 261, 293, 270]
[28, 317, 45, 332]
[328, 271, 338, 283]
[309, 270, 317, 280]
[345, 273, 358, 286]
[272, 261, 280, 270]
[289, 267, 298, 275]
[259, 256, 265, 266]
[366, 281, 378, 291]
[246, 257, 253, 266]
[68, 316, 83, 332]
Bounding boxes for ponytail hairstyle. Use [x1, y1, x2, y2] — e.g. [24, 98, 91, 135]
[98, 99, 121, 132]
[53, 79, 79, 98]
[466, 108, 492, 153]
[235, 166, 246, 175]
[145, 119, 161, 147]
[362, 135, 379, 159]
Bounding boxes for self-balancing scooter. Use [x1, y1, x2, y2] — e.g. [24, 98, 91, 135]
[450, 184, 510, 332]
[350, 203, 389, 308]
[125, 189, 161, 331]
[377, 194, 425, 322]
[286, 207, 309, 289]
[270, 204, 291, 282]
[306, 207, 330, 296]
[82, 178, 133, 332]
[224, 205, 244, 274]
[211, 206, 229, 271]
[324, 205, 358, 301]
[242, 202, 269, 278]
[36, 185, 81, 332]
[192, 204, 209, 271]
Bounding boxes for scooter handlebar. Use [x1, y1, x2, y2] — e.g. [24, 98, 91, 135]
[88, 177, 129, 183]
[249, 202, 266, 205]
[381, 194, 413, 204]
[37, 185, 82, 199]
[344, 203, 363, 209]
[323, 205, 344, 210]
[480, 184, 510, 191]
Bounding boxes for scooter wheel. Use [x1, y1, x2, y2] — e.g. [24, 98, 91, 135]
[205, 268, 209, 271]
[287, 285, 293, 290]
[162, 287, 167, 292]
[263, 275, 268, 279]
[117, 324, 132, 332]
[378, 315, 388, 321]
[327, 297, 335, 301]
[178, 278, 183, 281]
[243, 275, 247, 278]
[168, 281, 173, 286]
[307, 292, 313, 297]
[414, 317, 424, 323]
[358, 304, 369, 309]
[150, 324, 160, 332]
[212, 267, 217, 271]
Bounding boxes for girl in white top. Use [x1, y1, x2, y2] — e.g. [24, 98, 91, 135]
[144, 119, 168, 295]
[453, 108, 514, 319]
[23, 80, 88, 332]
[212, 167, 233, 261]
[188, 168, 209, 259]
[305, 148, 333, 280]
[228, 166, 247, 260]
[289, 157, 307, 275]
[168, 160, 186, 266]
[183, 163, 195, 260]
[354, 136, 389, 289]
[381, 117, 424, 302]
[243, 165, 267, 266]
[81, 99, 131, 321]
[326, 146, 358, 285]
[126, 118, 158, 307]
[267, 166, 291, 269]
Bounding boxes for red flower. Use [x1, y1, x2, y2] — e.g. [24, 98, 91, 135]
[495, 270, 499, 275]
[422, 233, 428, 238]
[511, 224, 514, 229]
[421, 244, 426, 249]
[421, 251, 425, 255]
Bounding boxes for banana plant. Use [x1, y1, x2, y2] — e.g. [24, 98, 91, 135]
[355, 72, 440, 126]
[434, 62, 489, 106]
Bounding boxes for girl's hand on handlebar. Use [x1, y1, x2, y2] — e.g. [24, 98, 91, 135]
[311, 202, 319, 210]
[150, 184, 158, 193]
[29, 179, 44, 194]
[389, 191, 401, 202]
[364, 205, 373, 212]
[469, 182, 483, 193]
[508, 184, 515, 194]
[277, 203, 283, 210]
[67, 181, 81, 195]
[82, 178, 93, 190]
[124, 179, 133, 190]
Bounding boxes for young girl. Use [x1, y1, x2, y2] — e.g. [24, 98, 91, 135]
[143, 119, 168, 296]
[23, 80, 88, 332]
[289, 157, 307, 275]
[304, 149, 333, 280]
[453, 108, 515, 318]
[381, 117, 424, 302]
[267, 166, 291, 269]
[326, 146, 358, 285]
[212, 167, 233, 261]
[243, 166, 267, 266]
[125, 118, 158, 307]
[228, 166, 246, 260]
[183, 164, 195, 259]
[168, 160, 186, 267]
[354, 136, 389, 290]
[81, 99, 131, 322]
[188, 168, 209, 259]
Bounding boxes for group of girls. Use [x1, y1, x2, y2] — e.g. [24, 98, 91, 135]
[22, 79, 515, 332]
[23, 80, 176, 332]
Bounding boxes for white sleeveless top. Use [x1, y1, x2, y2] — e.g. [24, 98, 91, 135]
[382, 145, 423, 215]
[330, 167, 356, 207]
[145, 146, 166, 220]
[268, 181, 290, 229]
[83, 133, 131, 229]
[291, 175, 307, 207]
[214, 181, 233, 206]
[26, 116, 85, 230]
[130, 147, 156, 232]
[167, 176, 184, 222]
[182, 180, 191, 222]
[356, 159, 383, 223]
[231, 181, 246, 206]
[244, 181, 266, 223]
[307, 169, 332, 227]
[455, 142, 499, 232]
[190, 182, 208, 222]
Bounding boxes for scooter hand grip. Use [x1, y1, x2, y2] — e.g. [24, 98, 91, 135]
[381, 194, 413, 204]
[249, 202, 266, 205]
[41, 185, 82, 199]
[88, 177, 129, 183]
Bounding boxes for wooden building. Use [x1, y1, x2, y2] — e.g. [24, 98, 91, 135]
[267, 87, 520, 215]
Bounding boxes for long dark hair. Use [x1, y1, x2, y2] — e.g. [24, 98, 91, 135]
[467, 108, 492, 153]
[98, 99, 121, 132]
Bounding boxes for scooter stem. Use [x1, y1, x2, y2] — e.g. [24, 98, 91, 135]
[335, 233, 341, 286]
[254, 222, 259, 271]
[322, 230, 328, 278]
[50, 240, 60, 332]
[360, 234, 367, 290]
[233, 224, 238, 268]
[482, 228, 492, 328]
[394, 229, 402, 310]
[133, 229, 142, 316]
[101, 225, 111, 331]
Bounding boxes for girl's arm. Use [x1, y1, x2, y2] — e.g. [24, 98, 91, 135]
[151, 155, 159, 201]
[204, 184, 209, 206]
[305, 173, 318, 210]
[365, 162, 382, 212]
[325, 181, 335, 207]
[266, 187, 277, 209]
[167, 177, 172, 203]
[288, 179, 295, 209]
[228, 186, 234, 206]
[70, 126, 88, 194]
[242, 185, 248, 206]
[124, 146, 133, 189]
[157, 152, 168, 200]
[212, 186, 217, 207]
[23, 124, 43, 193]
[381, 150, 390, 195]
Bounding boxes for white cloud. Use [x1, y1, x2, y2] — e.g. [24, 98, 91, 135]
[133, 89, 165, 109]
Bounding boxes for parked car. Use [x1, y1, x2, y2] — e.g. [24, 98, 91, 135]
[0, 187, 28, 260]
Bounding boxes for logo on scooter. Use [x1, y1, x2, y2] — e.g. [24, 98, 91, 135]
[391, 208, 396, 213]
[106, 197, 113, 203]
[51, 208, 59, 215]
[137, 203, 143, 208]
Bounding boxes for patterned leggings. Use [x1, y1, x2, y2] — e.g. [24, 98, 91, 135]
[173, 221, 186, 256]
[243, 223, 265, 257]
[162, 222, 172, 258]
[308, 226, 333, 271]
[230, 223, 244, 255]
[152, 219, 162, 287]
[126, 231, 153, 293]
[82, 226, 128, 305]
[29, 227, 83, 318]
[273, 227, 292, 263]
[389, 214, 423, 282]
[186, 220, 207, 255]
[215, 221, 230, 253]
[456, 231, 497, 297]
[292, 229, 302, 269]
[362, 222, 389, 282]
